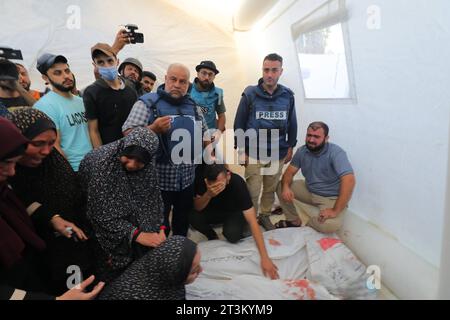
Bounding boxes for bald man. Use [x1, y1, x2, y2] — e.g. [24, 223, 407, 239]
[123, 63, 209, 237]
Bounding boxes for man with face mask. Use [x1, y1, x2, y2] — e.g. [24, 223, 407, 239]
[34, 53, 92, 171]
[83, 43, 138, 148]
[276, 122, 356, 233]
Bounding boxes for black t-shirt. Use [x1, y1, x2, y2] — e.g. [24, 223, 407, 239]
[0, 96, 29, 108]
[83, 79, 137, 144]
[195, 172, 253, 213]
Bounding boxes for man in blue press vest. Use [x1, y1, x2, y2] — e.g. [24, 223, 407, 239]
[122, 63, 209, 237]
[189, 60, 226, 139]
[234, 53, 298, 231]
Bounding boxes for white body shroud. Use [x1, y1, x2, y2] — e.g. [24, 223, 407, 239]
[187, 227, 377, 300]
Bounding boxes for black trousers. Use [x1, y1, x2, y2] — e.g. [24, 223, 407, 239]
[189, 208, 247, 243]
[161, 184, 194, 236]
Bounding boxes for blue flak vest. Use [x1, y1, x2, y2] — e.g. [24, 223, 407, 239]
[189, 84, 223, 130]
[139, 92, 203, 164]
[242, 85, 294, 159]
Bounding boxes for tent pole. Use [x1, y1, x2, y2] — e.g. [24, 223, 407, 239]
[438, 126, 450, 299]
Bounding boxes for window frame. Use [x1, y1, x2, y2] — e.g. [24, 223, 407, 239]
[291, 1, 357, 104]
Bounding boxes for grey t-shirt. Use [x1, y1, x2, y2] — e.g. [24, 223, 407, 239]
[290, 143, 353, 197]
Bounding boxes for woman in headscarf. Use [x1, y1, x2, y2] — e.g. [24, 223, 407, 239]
[0, 117, 41, 269]
[0, 117, 104, 300]
[79, 127, 165, 283]
[0, 116, 48, 298]
[5, 107, 93, 294]
[99, 236, 202, 300]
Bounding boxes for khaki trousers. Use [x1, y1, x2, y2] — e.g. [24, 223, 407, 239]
[245, 160, 284, 216]
[276, 180, 345, 233]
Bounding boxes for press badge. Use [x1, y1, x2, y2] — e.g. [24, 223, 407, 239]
[255, 111, 287, 120]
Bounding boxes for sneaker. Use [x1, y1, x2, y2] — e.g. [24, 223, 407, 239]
[258, 215, 275, 231]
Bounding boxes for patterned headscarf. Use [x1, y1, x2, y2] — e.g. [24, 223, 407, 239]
[5, 106, 56, 139]
[99, 236, 198, 300]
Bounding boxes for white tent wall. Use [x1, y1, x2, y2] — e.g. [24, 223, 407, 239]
[0, 0, 248, 126]
[2, 0, 450, 300]
[235, 0, 450, 299]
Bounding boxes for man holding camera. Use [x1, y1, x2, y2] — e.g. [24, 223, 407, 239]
[103, 25, 146, 96]
[83, 43, 138, 148]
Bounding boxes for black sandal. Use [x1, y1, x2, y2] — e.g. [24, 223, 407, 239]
[274, 220, 301, 229]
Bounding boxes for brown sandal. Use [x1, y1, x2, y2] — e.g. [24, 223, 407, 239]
[271, 207, 283, 215]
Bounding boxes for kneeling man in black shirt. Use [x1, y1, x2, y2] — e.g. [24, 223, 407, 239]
[190, 164, 279, 279]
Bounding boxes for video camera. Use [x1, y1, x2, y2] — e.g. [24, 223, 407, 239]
[0, 47, 23, 60]
[125, 24, 144, 44]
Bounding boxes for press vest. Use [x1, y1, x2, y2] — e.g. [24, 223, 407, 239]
[189, 84, 223, 130]
[139, 92, 203, 164]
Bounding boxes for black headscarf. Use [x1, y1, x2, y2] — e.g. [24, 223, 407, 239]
[121, 145, 152, 165]
[79, 127, 164, 271]
[99, 236, 198, 300]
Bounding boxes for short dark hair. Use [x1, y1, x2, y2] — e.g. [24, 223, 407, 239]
[203, 164, 228, 181]
[263, 53, 283, 65]
[308, 121, 329, 136]
[142, 71, 156, 81]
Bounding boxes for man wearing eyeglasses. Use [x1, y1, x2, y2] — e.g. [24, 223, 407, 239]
[189, 61, 226, 140]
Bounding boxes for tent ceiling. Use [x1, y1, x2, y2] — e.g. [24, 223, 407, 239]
[164, 0, 279, 32]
